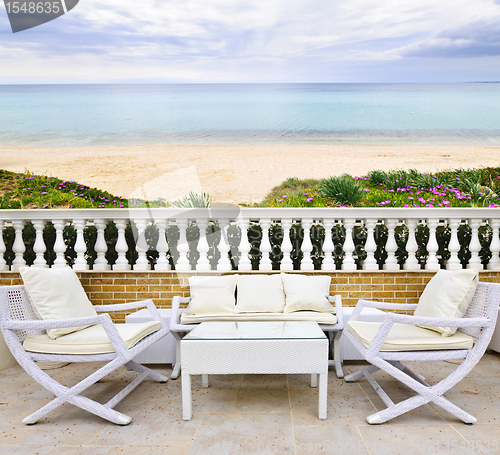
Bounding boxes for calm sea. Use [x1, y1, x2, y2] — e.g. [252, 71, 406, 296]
[1, 83, 500, 146]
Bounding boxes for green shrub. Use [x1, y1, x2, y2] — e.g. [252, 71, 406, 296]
[320, 174, 364, 206]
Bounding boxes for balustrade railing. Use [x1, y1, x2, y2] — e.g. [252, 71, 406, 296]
[0, 208, 499, 271]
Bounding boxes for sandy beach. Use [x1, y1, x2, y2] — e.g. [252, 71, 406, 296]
[1, 144, 499, 204]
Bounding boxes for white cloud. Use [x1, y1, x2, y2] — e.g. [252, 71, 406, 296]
[1, 0, 500, 82]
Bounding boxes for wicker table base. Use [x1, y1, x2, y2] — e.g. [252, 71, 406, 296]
[181, 321, 329, 420]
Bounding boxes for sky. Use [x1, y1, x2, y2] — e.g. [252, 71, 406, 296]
[0, 0, 500, 84]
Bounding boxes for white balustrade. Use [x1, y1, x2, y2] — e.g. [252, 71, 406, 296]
[32, 220, 47, 268]
[468, 219, 483, 270]
[0, 208, 499, 272]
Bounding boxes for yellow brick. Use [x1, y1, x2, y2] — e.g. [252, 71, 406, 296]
[113, 278, 137, 285]
[371, 291, 395, 299]
[136, 292, 160, 299]
[349, 277, 372, 285]
[331, 278, 349, 284]
[113, 292, 137, 300]
[395, 291, 419, 298]
[89, 292, 114, 300]
[125, 285, 150, 292]
[383, 284, 406, 291]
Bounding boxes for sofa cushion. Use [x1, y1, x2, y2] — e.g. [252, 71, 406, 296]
[281, 273, 334, 313]
[234, 274, 285, 313]
[19, 266, 98, 340]
[23, 321, 161, 355]
[347, 321, 474, 351]
[180, 310, 337, 325]
[184, 275, 239, 315]
[414, 269, 479, 337]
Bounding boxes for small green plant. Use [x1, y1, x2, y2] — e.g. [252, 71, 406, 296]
[320, 174, 364, 206]
[172, 191, 212, 208]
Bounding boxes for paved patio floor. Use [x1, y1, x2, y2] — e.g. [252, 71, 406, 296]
[1, 353, 500, 455]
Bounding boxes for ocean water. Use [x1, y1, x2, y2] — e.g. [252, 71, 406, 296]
[0, 83, 500, 146]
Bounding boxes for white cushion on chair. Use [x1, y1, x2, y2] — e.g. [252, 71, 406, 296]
[19, 266, 98, 340]
[347, 321, 474, 351]
[184, 275, 239, 315]
[281, 273, 334, 313]
[414, 269, 479, 337]
[234, 275, 285, 313]
[23, 321, 161, 355]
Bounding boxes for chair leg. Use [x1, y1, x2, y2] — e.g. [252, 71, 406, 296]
[345, 364, 380, 383]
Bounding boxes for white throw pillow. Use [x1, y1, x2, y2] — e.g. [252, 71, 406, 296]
[281, 273, 334, 313]
[184, 275, 239, 315]
[234, 275, 286, 313]
[414, 269, 479, 337]
[19, 266, 98, 340]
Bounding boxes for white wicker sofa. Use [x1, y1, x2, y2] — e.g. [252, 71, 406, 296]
[169, 273, 345, 379]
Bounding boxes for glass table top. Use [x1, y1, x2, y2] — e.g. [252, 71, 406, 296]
[183, 321, 326, 341]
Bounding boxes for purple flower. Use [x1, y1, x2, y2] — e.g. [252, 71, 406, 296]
[282, 195, 287, 198]
[41, 192, 47, 195]
[304, 193, 308, 196]
[278, 199, 283, 202]
[306, 197, 313, 202]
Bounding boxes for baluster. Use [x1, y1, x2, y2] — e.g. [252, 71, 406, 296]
[300, 218, 314, 270]
[259, 218, 272, 271]
[52, 220, 67, 268]
[403, 219, 419, 270]
[237, 217, 252, 271]
[196, 218, 211, 271]
[488, 218, 500, 269]
[468, 218, 483, 270]
[342, 219, 356, 270]
[176, 218, 190, 271]
[384, 218, 399, 270]
[93, 219, 110, 270]
[134, 219, 150, 271]
[279, 219, 293, 271]
[72, 219, 88, 270]
[11, 220, 26, 271]
[113, 219, 131, 270]
[321, 219, 335, 271]
[0, 221, 7, 271]
[447, 218, 462, 270]
[426, 218, 440, 270]
[217, 218, 232, 271]
[155, 219, 171, 271]
[32, 220, 47, 268]
[362, 219, 378, 270]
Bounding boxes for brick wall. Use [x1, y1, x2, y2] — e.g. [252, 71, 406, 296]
[2, 270, 499, 323]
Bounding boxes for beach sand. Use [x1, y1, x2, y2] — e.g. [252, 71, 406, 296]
[1, 144, 499, 204]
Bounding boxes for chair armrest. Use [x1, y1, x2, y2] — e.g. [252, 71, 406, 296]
[329, 295, 344, 328]
[94, 300, 153, 312]
[170, 296, 191, 332]
[3, 314, 106, 331]
[350, 299, 417, 322]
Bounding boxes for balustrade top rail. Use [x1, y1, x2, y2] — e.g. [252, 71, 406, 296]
[1, 207, 499, 272]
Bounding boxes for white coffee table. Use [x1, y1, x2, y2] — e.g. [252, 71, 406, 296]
[180, 321, 329, 420]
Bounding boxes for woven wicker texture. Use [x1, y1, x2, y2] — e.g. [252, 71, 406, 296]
[343, 282, 500, 425]
[0, 285, 169, 426]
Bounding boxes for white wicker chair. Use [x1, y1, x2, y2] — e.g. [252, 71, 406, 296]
[0, 285, 169, 426]
[343, 282, 500, 425]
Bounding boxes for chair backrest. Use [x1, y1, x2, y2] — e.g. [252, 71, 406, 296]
[458, 282, 500, 340]
[0, 285, 44, 344]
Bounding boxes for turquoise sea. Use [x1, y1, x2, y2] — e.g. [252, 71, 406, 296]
[0, 83, 500, 146]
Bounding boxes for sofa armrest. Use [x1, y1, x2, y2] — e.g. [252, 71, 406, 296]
[170, 296, 191, 332]
[329, 295, 344, 329]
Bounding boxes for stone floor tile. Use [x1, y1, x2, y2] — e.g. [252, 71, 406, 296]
[235, 389, 290, 413]
[289, 387, 377, 426]
[0, 446, 83, 454]
[240, 374, 287, 389]
[430, 396, 500, 424]
[294, 425, 370, 455]
[77, 446, 190, 455]
[358, 424, 481, 455]
[369, 397, 448, 425]
[187, 412, 295, 455]
[89, 415, 202, 447]
[451, 423, 500, 455]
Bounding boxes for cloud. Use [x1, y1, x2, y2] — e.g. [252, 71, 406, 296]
[399, 18, 500, 58]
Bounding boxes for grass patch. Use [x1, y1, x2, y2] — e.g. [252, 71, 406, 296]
[0, 169, 168, 209]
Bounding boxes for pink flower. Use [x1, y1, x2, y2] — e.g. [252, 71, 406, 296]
[282, 195, 287, 198]
[306, 197, 313, 202]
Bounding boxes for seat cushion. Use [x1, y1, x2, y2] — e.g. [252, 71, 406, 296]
[184, 275, 239, 315]
[234, 275, 286, 313]
[180, 311, 337, 325]
[281, 273, 334, 313]
[414, 269, 479, 337]
[19, 266, 98, 340]
[347, 321, 474, 351]
[23, 321, 161, 355]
